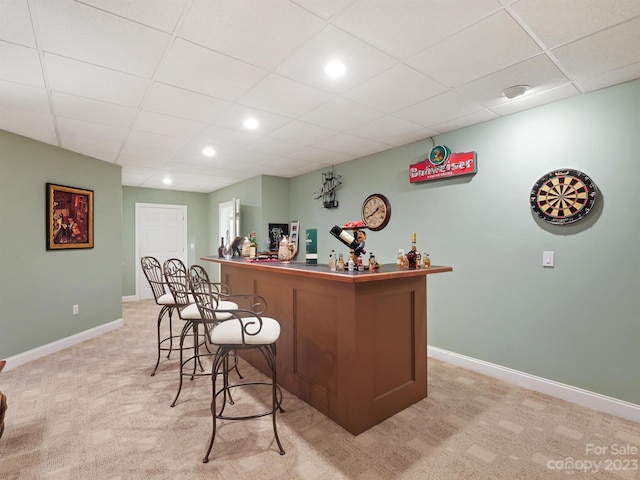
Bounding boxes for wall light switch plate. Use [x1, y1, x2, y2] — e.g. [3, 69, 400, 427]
[543, 251, 554, 267]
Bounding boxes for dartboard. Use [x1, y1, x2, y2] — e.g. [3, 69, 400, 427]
[530, 169, 598, 225]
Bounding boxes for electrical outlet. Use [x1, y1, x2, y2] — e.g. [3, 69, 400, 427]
[73, 304, 79, 315]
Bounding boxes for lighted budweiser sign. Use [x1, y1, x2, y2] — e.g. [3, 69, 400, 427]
[409, 145, 477, 183]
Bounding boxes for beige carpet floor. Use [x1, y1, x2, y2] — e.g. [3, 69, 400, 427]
[0, 300, 638, 479]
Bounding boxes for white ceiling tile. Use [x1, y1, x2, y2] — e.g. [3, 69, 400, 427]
[57, 116, 128, 144]
[491, 83, 580, 116]
[348, 115, 425, 141]
[118, 152, 168, 168]
[394, 91, 484, 128]
[0, 80, 49, 113]
[78, 0, 189, 32]
[121, 170, 150, 186]
[181, 0, 325, 70]
[275, 25, 397, 94]
[0, 0, 36, 47]
[314, 132, 391, 157]
[408, 11, 541, 88]
[429, 109, 499, 135]
[132, 111, 207, 140]
[45, 54, 149, 107]
[551, 17, 640, 78]
[161, 161, 206, 174]
[0, 105, 56, 144]
[59, 136, 120, 161]
[124, 130, 188, 152]
[33, 0, 170, 77]
[156, 38, 267, 101]
[239, 74, 333, 118]
[576, 62, 640, 93]
[334, 0, 502, 58]
[52, 91, 136, 127]
[287, 146, 355, 164]
[511, 0, 640, 48]
[383, 128, 438, 148]
[244, 137, 302, 157]
[456, 54, 569, 107]
[0, 42, 44, 86]
[144, 83, 232, 124]
[213, 104, 291, 135]
[343, 64, 446, 113]
[195, 126, 258, 149]
[300, 97, 382, 131]
[269, 120, 337, 145]
[291, 0, 356, 20]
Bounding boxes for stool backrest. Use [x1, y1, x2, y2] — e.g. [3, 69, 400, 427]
[140, 256, 167, 302]
[188, 264, 222, 324]
[163, 258, 190, 308]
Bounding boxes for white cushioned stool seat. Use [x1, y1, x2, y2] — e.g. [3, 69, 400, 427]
[209, 317, 281, 345]
[181, 300, 238, 320]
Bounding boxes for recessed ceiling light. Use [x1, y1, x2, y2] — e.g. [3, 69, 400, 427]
[243, 117, 259, 129]
[324, 59, 346, 78]
[202, 147, 216, 157]
[163, 177, 172, 185]
[502, 85, 530, 100]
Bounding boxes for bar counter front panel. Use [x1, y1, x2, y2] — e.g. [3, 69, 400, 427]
[201, 256, 452, 435]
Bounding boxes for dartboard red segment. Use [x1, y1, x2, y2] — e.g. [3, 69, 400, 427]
[530, 169, 598, 225]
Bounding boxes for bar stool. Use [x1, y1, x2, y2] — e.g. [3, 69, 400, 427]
[188, 265, 285, 462]
[140, 256, 180, 376]
[163, 259, 239, 407]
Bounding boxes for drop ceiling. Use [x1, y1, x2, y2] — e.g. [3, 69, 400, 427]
[1, 0, 639, 193]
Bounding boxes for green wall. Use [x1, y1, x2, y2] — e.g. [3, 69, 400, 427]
[0, 130, 122, 359]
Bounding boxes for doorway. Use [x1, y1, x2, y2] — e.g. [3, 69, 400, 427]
[135, 203, 187, 300]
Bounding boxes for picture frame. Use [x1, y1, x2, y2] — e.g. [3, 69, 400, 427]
[268, 223, 289, 251]
[46, 183, 94, 250]
[290, 220, 300, 255]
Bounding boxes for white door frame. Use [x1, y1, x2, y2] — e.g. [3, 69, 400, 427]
[135, 202, 188, 300]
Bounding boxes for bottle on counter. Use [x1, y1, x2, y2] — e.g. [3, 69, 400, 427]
[357, 256, 364, 271]
[406, 232, 418, 269]
[347, 257, 355, 272]
[218, 237, 225, 258]
[415, 251, 422, 268]
[249, 231, 258, 258]
[329, 225, 366, 256]
[423, 253, 431, 268]
[328, 249, 336, 271]
[337, 253, 345, 271]
[368, 253, 377, 271]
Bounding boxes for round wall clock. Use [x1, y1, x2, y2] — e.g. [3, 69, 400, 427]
[529, 169, 598, 225]
[361, 193, 391, 231]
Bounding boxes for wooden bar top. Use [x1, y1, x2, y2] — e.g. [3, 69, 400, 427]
[200, 256, 452, 284]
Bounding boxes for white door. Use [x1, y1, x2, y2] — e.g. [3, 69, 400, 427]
[136, 203, 187, 300]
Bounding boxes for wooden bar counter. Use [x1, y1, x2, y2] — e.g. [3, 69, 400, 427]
[201, 256, 452, 435]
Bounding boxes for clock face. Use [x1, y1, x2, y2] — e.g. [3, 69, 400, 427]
[361, 194, 391, 231]
[530, 169, 598, 225]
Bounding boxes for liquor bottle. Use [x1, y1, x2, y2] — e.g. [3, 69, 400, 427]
[357, 256, 364, 271]
[249, 231, 258, 258]
[242, 236, 251, 257]
[328, 249, 336, 271]
[406, 232, 418, 269]
[329, 225, 366, 255]
[218, 237, 225, 258]
[337, 253, 345, 271]
[347, 257, 355, 272]
[423, 253, 431, 268]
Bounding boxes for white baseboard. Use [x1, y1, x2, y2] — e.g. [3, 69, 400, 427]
[122, 295, 138, 303]
[3, 318, 124, 371]
[427, 345, 640, 424]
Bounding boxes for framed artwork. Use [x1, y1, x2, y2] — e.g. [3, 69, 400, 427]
[289, 220, 300, 255]
[268, 223, 289, 251]
[46, 183, 94, 250]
